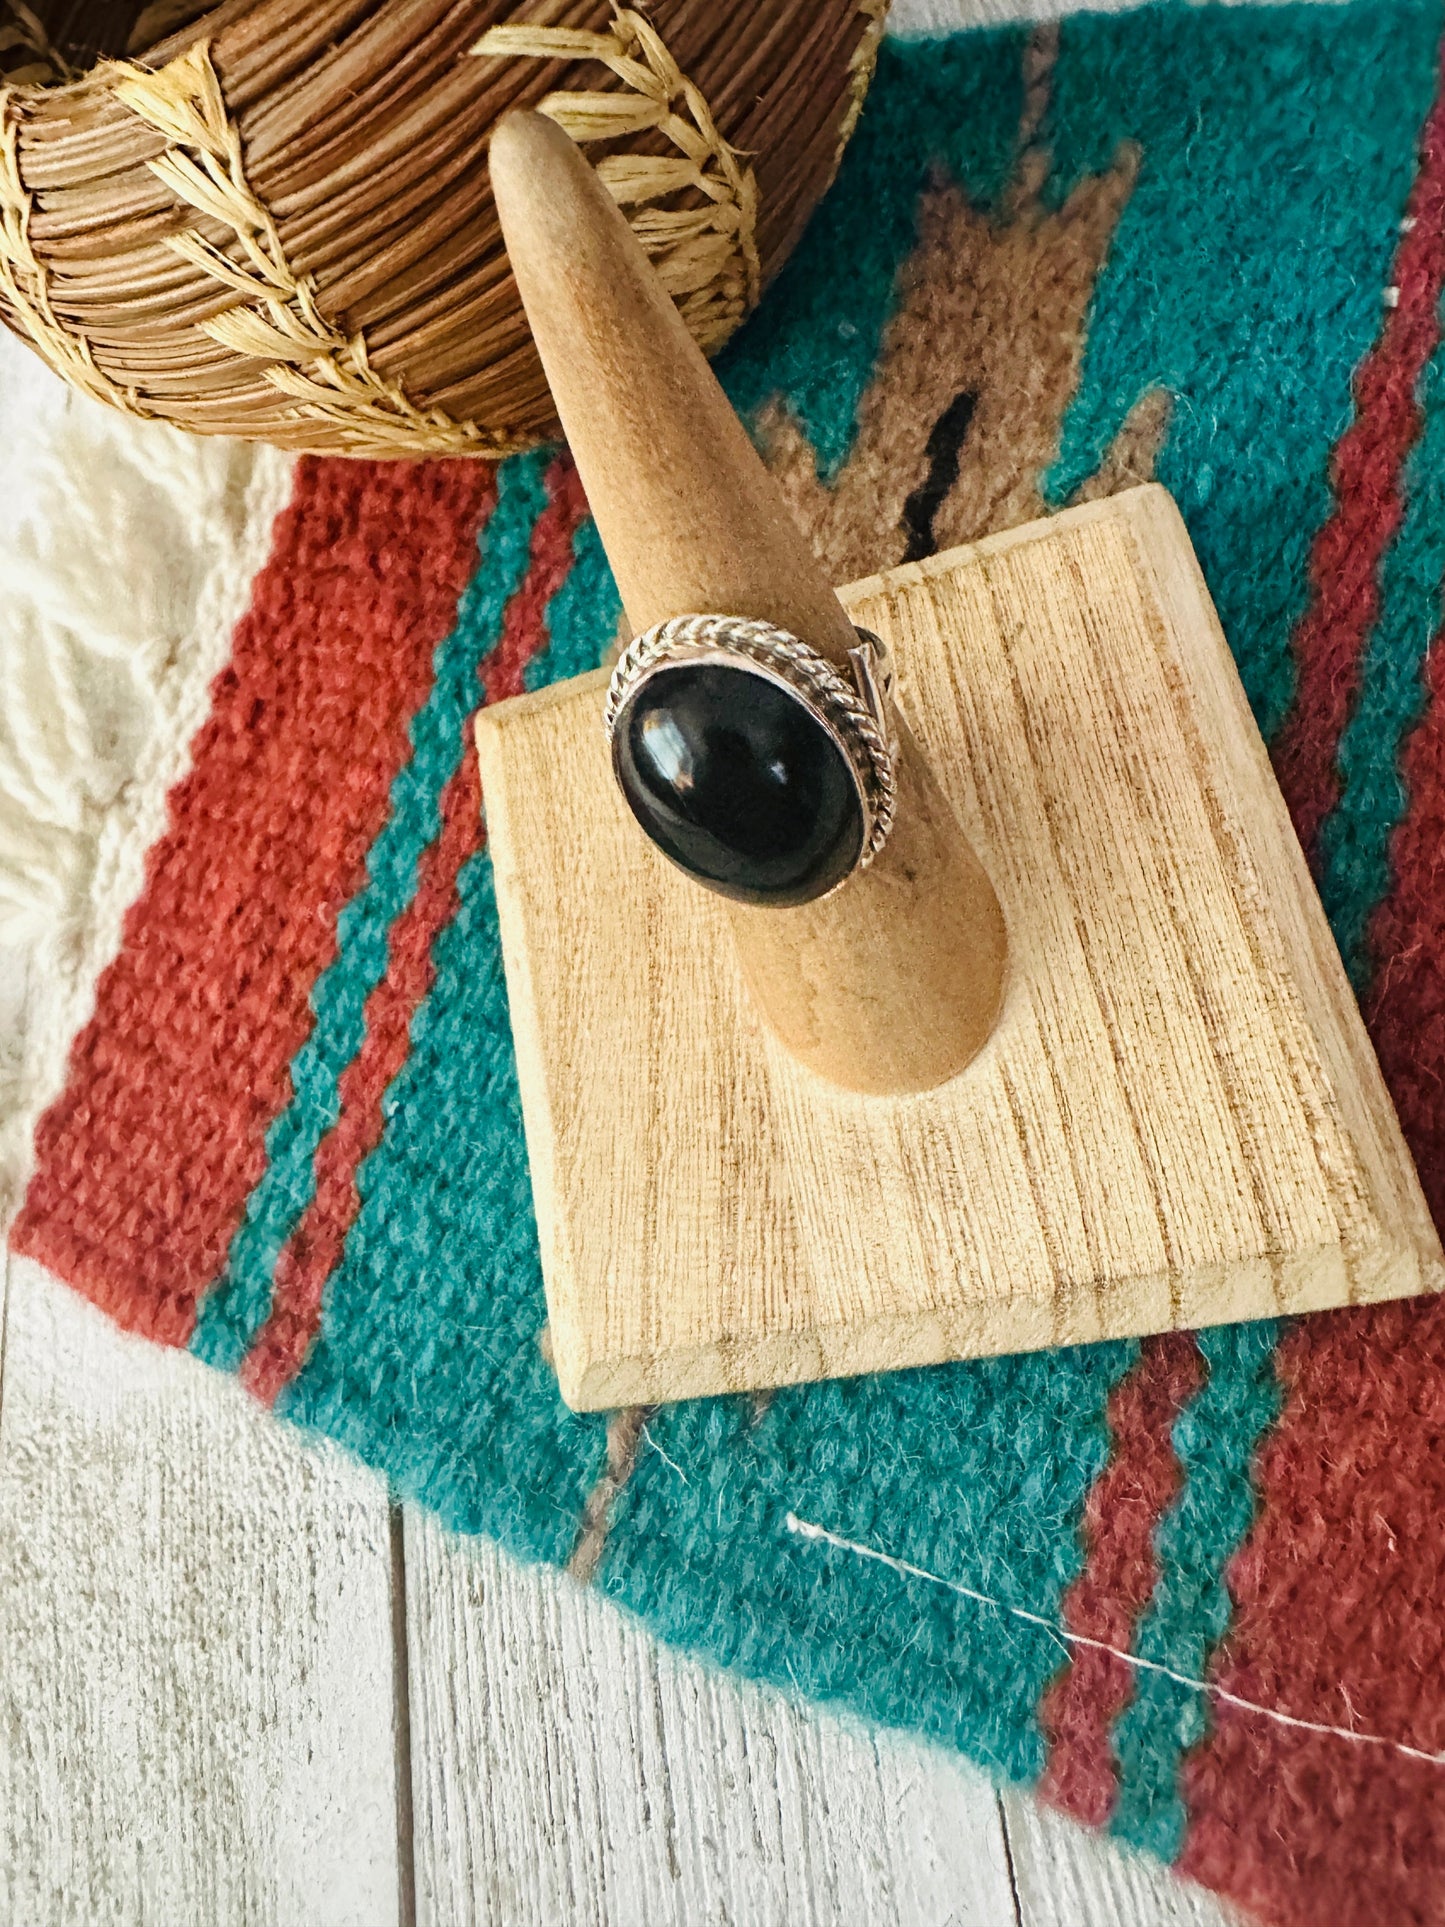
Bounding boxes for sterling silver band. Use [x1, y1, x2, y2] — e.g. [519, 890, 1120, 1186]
[603, 614, 899, 868]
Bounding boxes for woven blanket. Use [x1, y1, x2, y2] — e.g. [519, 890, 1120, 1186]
[6, 4, 1445, 1921]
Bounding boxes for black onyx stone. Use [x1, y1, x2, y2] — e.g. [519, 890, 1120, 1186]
[614, 661, 865, 906]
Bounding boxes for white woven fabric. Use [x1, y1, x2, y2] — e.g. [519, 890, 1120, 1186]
[0, 333, 293, 1220]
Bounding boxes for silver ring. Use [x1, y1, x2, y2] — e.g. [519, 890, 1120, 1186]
[603, 615, 899, 870]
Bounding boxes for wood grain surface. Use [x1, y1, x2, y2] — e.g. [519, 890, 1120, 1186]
[405, 1514, 1021, 1927]
[0, 1253, 403, 1927]
[478, 485, 1442, 1409]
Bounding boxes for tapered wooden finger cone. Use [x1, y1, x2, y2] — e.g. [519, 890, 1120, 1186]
[488, 109, 1007, 1093]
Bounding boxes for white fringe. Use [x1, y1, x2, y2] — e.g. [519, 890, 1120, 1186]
[0, 331, 294, 1224]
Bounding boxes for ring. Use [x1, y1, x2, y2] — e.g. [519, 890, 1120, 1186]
[604, 614, 899, 907]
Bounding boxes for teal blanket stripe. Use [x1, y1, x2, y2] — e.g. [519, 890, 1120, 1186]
[276, 505, 623, 1568]
[1320, 342, 1445, 988]
[277, 855, 608, 1565]
[1108, 1321, 1284, 1860]
[1044, 0, 1441, 741]
[192, 452, 550, 1372]
[524, 514, 622, 692]
[600, 1348, 1134, 1786]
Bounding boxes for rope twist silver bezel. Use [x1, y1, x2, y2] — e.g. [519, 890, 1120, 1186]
[604, 614, 898, 869]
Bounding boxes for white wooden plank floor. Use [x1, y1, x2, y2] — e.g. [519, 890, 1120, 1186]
[0, 1251, 402, 1927]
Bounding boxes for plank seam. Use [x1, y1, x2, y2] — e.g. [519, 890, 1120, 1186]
[391, 1504, 418, 1927]
[997, 1791, 1026, 1927]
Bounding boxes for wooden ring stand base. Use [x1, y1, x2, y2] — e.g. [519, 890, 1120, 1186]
[477, 486, 1444, 1412]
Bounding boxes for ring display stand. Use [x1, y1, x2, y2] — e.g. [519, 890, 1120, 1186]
[478, 485, 1443, 1411]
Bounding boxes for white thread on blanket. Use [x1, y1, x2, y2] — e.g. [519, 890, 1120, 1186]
[0, 331, 292, 1222]
[641, 1423, 691, 1485]
[784, 1512, 1445, 1771]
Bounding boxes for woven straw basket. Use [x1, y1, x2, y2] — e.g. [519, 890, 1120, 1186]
[0, 1, 885, 458]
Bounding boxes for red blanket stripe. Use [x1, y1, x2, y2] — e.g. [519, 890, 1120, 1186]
[1198, 467, 1445, 1927]
[240, 455, 590, 1405]
[1037, 1332, 1207, 1826]
[1177, 1299, 1445, 1927]
[11, 460, 496, 1344]
[1271, 51, 1445, 865]
[1365, 626, 1445, 1228]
